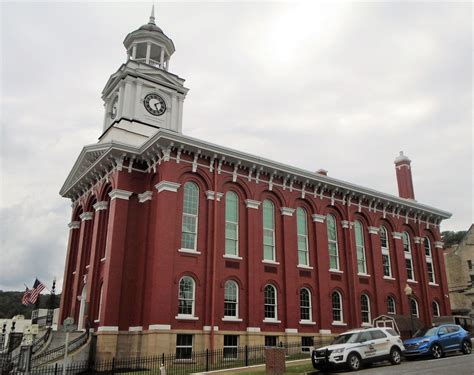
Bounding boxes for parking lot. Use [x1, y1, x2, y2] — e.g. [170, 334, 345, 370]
[316, 353, 474, 374]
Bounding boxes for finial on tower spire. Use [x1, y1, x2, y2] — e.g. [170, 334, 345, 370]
[149, 4, 156, 25]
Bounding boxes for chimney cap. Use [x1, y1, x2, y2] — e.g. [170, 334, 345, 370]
[394, 151, 411, 164]
[316, 169, 328, 176]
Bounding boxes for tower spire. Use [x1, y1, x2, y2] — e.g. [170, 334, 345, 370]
[149, 4, 155, 25]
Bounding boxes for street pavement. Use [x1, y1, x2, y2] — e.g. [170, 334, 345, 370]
[315, 353, 474, 374]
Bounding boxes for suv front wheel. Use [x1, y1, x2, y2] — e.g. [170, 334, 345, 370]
[431, 343, 443, 359]
[347, 352, 362, 371]
[461, 340, 472, 355]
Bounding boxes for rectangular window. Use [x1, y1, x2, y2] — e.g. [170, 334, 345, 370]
[327, 215, 340, 270]
[355, 221, 367, 274]
[382, 255, 391, 277]
[225, 222, 238, 255]
[223, 335, 239, 359]
[176, 334, 193, 360]
[468, 260, 472, 269]
[264, 336, 278, 347]
[405, 258, 414, 281]
[301, 337, 314, 353]
[225, 192, 239, 256]
[427, 262, 435, 283]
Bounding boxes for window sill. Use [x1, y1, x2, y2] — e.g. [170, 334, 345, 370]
[387, 312, 396, 315]
[407, 280, 418, 284]
[429, 282, 439, 286]
[178, 249, 201, 255]
[262, 260, 280, 265]
[263, 318, 281, 324]
[299, 320, 316, 325]
[223, 254, 242, 260]
[357, 273, 371, 278]
[94, 319, 100, 323]
[72, 271, 76, 275]
[297, 265, 313, 270]
[329, 269, 343, 274]
[361, 322, 372, 327]
[100, 257, 106, 263]
[175, 315, 199, 321]
[222, 317, 243, 322]
[383, 276, 396, 280]
[331, 321, 347, 326]
[85, 264, 90, 269]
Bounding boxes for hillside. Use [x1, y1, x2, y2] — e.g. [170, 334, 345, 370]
[0, 291, 61, 319]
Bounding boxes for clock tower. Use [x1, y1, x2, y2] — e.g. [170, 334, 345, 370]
[100, 6, 189, 147]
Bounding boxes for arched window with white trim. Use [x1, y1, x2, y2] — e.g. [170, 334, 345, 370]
[380, 226, 392, 278]
[403, 232, 415, 281]
[264, 284, 278, 320]
[332, 291, 343, 323]
[355, 221, 367, 274]
[387, 296, 396, 315]
[181, 182, 199, 251]
[225, 192, 239, 256]
[297, 208, 309, 266]
[263, 200, 276, 261]
[410, 298, 419, 318]
[432, 300, 440, 317]
[224, 280, 238, 318]
[424, 237, 436, 284]
[300, 288, 312, 322]
[361, 294, 371, 323]
[327, 215, 340, 271]
[178, 276, 196, 317]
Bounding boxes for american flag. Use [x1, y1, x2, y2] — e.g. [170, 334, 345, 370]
[29, 279, 46, 304]
[21, 288, 32, 305]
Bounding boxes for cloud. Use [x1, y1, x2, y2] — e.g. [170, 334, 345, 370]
[0, 2, 471, 291]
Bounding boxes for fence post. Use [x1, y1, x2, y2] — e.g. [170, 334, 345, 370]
[162, 352, 164, 368]
[205, 349, 209, 372]
[245, 345, 248, 367]
[111, 357, 115, 375]
[54, 363, 58, 375]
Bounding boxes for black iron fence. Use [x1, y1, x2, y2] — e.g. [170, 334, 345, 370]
[4, 341, 308, 375]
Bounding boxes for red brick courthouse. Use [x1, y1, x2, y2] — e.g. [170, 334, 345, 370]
[59, 10, 452, 358]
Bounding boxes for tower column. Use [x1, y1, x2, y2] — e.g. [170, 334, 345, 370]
[160, 48, 165, 68]
[98, 189, 133, 330]
[146, 42, 151, 64]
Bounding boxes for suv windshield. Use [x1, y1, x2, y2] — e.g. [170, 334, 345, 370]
[332, 332, 359, 345]
[414, 327, 438, 337]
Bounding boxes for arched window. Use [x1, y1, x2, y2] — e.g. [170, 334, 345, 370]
[327, 215, 340, 270]
[178, 276, 196, 316]
[355, 221, 367, 274]
[380, 226, 392, 278]
[224, 280, 238, 318]
[432, 301, 440, 317]
[361, 294, 371, 323]
[332, 291, 343, 323]
[264, 284, 277, 320]
[403, 232, 415, 281]
[424, 237, 436, 284]
[263, 200, 276, 261]
[387, 296, 396, 314]
[300, 288, 312, 322]
[296, 208, 309, 266]
[225, 192, 239, 256]
[181, 182, 199, 251]
[410, 298, 419, 318]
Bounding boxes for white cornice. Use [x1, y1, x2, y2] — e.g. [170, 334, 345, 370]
[79, 212, 93, 221]
[68, 221, 80, 229]
[138, 191, 153, 203]
[312, 214, 326, 223]
[434, 241, 444, 249]
[280, 207, 295, 216]
[341, 220, 353, 229]
[206, 191, 224, 201]
[392, 232, 403, 240]
[368, 226, 379, 235]
[93, 201, 108, 211]
[414, 237, 423, 244]
[155, 180, 180, 193]
[109, 189, 133, 200]
[245, 199, 261, 209]
[60, 129, 451, 223]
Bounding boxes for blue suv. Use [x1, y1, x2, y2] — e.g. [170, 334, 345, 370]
[403, 324, 472, 359]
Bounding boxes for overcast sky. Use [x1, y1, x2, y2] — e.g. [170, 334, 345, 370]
[0, 1, 472, 292]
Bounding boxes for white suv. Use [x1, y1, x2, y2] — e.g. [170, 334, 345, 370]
[311, 327, 405, 371]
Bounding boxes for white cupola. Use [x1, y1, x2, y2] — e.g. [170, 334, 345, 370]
[99, 6, 189, 147]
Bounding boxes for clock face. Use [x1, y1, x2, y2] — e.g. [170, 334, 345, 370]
[110, 96, 118, 119]
[144, 93, 166, 116]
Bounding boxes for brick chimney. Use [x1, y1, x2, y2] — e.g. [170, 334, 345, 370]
[394, 151, 415, 200]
